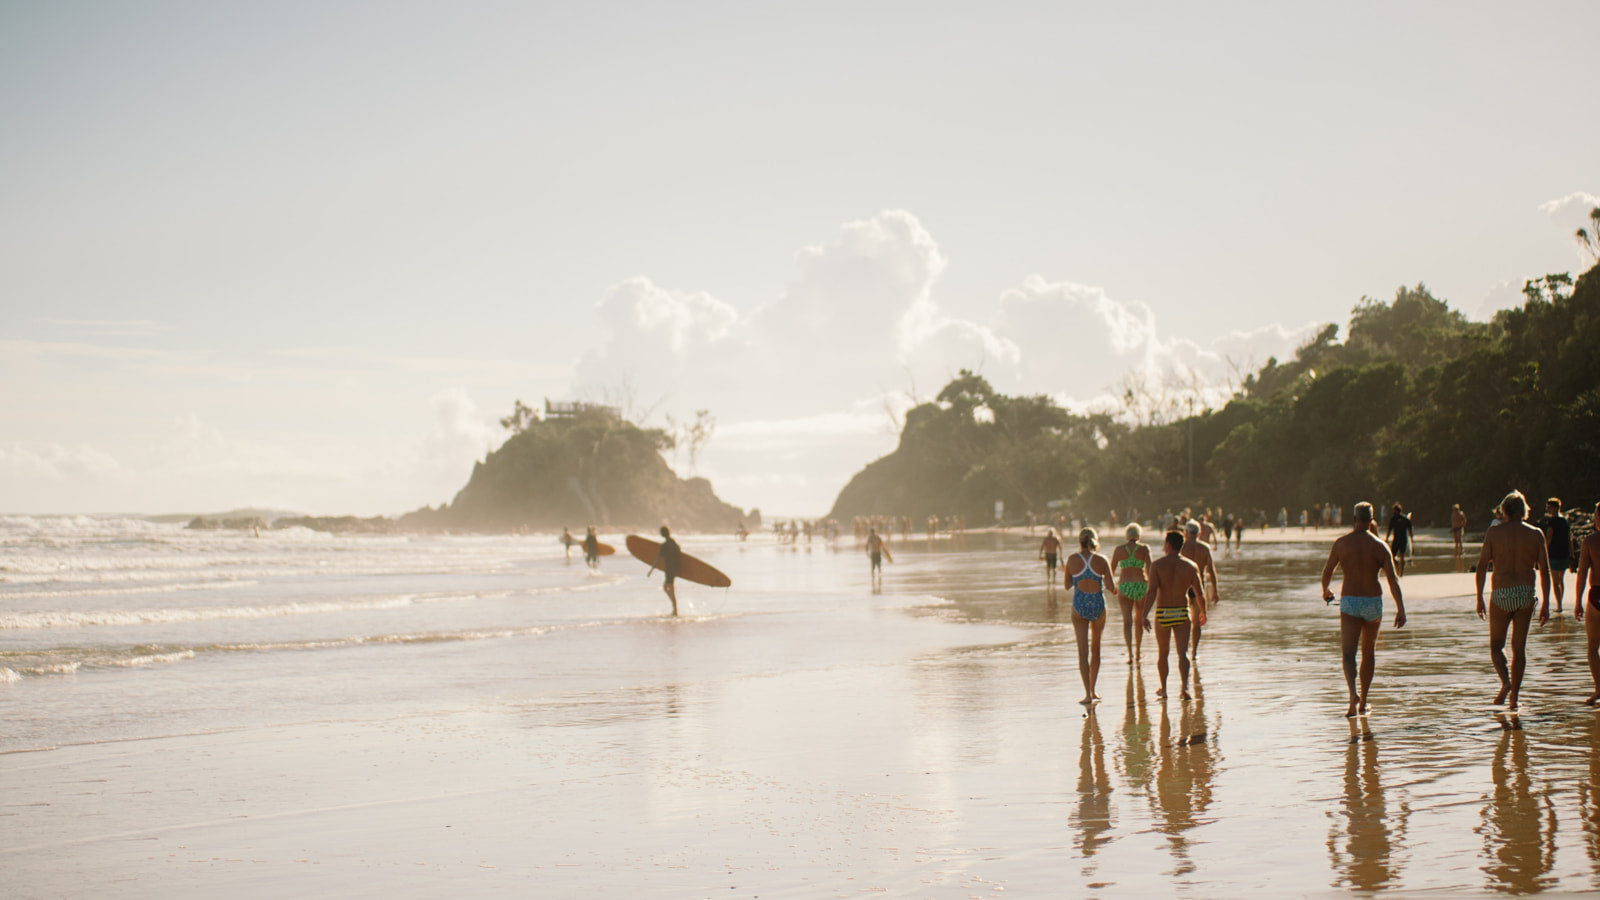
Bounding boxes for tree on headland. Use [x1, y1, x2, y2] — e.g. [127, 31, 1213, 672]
[829, 258, 1600, 527]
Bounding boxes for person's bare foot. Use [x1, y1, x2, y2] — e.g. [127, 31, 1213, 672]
[1508, 691, 1520, 712]
[1181, 690, 1192, 701]
[1584, 691, 1600, 706]
[1359, 702, 1371, 716]
[1494, 685, 1510, 706]
[1079, 697, 1096, 706]
[1156, 688, 1167, 699]
[1345, 700, 1360, 718]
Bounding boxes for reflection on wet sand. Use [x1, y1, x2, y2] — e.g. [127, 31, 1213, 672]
[1150, 694, 1216, 876]
[1584, 714, 1600, 879]
[1480, 715, 1558, 894]
[1328, 718, 1406, 891]
[1117, 668, 1155, 795]
[1072, 711, 1115, 863]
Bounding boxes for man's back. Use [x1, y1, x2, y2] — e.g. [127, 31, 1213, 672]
[1331, 530, 1389, 596]
[1150, 553, 1201, 606]
[1485, 521, 1545, 588]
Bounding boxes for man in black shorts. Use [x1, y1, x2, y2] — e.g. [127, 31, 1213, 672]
[647, 525, 683, 616]
[1543, 498, 1573, 613]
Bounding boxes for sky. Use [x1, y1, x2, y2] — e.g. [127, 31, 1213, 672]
[2, 1, 1597, 518]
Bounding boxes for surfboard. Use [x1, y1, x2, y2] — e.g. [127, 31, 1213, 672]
[625, 534, 732, 588]
[593, 542, 616, 556]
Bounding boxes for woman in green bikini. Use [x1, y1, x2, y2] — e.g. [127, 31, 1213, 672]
[1109, 524, 1154, 663]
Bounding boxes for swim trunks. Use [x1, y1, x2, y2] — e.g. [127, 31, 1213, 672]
[1154, 605, 1190, 628]
[870, 551, 882, 570]
[1339, 595, 1383, 622]
[1491, 584, 1536, 613]
[1044, 552, 1058, 569]
[1119, 581, 1148, 602]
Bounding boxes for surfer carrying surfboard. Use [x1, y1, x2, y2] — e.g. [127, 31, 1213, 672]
[583, 526, 601, 570]
[646, 525, 683, 615]
[867, 528, 892, 585]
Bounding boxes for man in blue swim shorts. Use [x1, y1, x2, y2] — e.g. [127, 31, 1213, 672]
[1322, 502, 1407, 718]
[1475, 490, 1552, 711]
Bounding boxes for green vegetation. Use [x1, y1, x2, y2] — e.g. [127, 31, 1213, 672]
[404, 404, 746, 532]
[830, 260, 1600, 527]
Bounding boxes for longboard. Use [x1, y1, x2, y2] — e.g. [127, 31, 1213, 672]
[626, 534, 732, 588]
[592, 542, 616, 556]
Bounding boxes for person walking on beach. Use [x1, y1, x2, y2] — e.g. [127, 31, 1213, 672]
[646, 525, 683, 616]
[1574, 501, 1600, 705]
[1109, 524, 1153, 663]
[583, 526, 601, 570]
[1451, 504, 1468, 558]
[1542, 498, 1573, 613]
[1181, 522, 1221, 658]
[1475, 491, 1552, 711]
[561, 527, 575, 561]
[1144, 531, 1204, 700]
[867, 527, 892, 586]
[1066, 528, 1120, 706]
[1039, 528, 1062, 592]
[1384, 503, 1413, 577]
[1321, 502, 1407, 717]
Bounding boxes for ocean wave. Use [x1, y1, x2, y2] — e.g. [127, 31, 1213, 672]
[0, 579, 256, 601]
[0, 593, 432, 629]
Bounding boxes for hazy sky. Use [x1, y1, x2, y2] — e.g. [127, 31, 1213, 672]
[3, 1, 1596, 517]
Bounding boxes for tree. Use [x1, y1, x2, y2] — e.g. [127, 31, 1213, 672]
[499, 399, 536, 433]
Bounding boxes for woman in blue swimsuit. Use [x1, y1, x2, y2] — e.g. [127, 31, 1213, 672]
[1066, 528, 1121, 706]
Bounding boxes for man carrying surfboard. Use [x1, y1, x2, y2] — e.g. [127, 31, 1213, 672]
[647, 525, 683, 616]
[583, 526, 601, 570]
[867, 527, 893, 585]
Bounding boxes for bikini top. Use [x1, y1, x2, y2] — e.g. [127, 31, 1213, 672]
[1117, 542, 1146, 569]
[1073, 552, 1104, 592]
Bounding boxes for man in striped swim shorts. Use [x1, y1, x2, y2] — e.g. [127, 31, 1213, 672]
[1475, 490, 1552, 711]
[1321, 501, 1407, 718]
[1144, 530, 1205, 701]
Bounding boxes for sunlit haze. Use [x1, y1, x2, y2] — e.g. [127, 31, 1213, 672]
[3, 2, 1596, 517]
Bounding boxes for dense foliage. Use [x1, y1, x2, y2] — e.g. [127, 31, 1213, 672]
[830, 261, 1600, 527]
[405, 407, 746, 532]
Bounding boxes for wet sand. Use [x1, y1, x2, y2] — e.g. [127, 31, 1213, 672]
[4, 529, 1598, 897]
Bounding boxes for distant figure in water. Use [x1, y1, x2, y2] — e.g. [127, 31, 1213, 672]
[1475, 491, 1551, 711]
[1321, 502, 1407, 718]
[867, 527, 892, 586]
[562, 527, 574, 561]
[1384, 503, 1413, 577]
[1181, 521, 1221, 659]
[579, 525, 598, 566]
[647, 525, 683, 616]
[1451, 503, 1468, 558]
[1038, 528, 1062, 590]
[1109, 524, 1152, 663]
[1146, 531, 1203, 700]
[1065, 528, 1119, 706]
[1542, 498, 1572, 613]
[1575, 501, 1600, 705]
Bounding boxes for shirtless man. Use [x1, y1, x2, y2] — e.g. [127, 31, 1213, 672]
[867, 527, 892, 585]
[1038, 528, 1062, 591]
[1181, 521, 1221, 658]
[1451, 504, 1468, 558]
[1475, 491, 1552, 711]
[1575, 502, 1600, 704]
[1321, 502, 1407, 717]
[1144, 531, 1205, 700]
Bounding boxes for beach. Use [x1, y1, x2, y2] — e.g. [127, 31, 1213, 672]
[3, 518, 1598, 897]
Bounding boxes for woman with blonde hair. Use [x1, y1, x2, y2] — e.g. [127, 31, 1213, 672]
[1065, 527, 1121, 705]
[1109, 523, 1154, 663]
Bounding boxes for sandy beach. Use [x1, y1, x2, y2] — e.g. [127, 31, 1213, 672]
[4, 521, 1598, 897]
